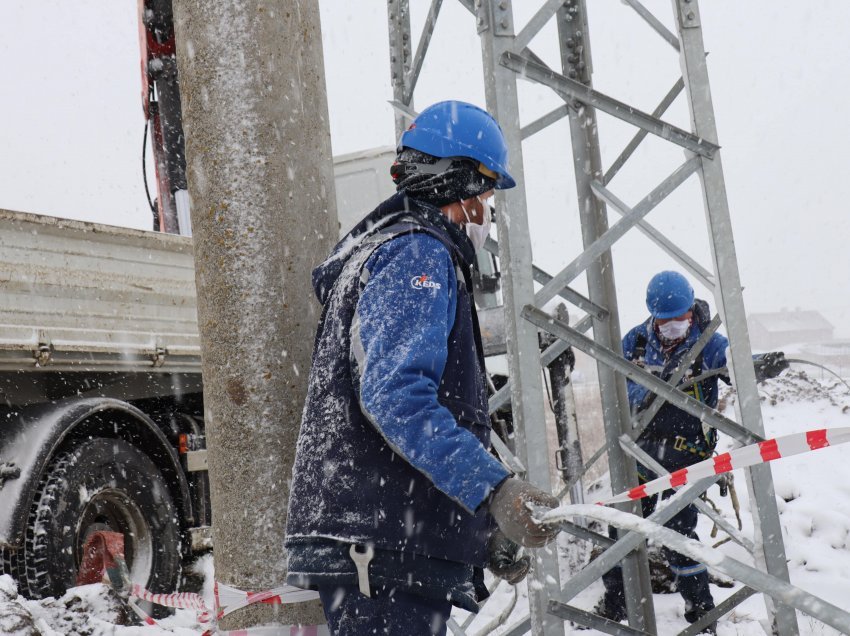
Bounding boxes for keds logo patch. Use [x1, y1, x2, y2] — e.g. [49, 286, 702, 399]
[411, 274, 441, 290]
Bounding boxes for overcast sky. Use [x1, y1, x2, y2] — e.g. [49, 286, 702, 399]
[1, 1, 848, 335]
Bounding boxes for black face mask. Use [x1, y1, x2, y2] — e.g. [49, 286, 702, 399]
[392, 149, 497, 208]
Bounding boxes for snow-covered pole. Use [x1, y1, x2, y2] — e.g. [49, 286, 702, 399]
[172, 0, 336, 630]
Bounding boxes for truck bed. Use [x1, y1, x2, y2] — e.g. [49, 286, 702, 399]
[0, 209, 200, 374]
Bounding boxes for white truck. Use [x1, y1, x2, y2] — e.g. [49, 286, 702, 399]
[0, 147, 396, 602]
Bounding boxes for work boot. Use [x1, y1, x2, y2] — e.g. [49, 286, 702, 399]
[591, 593, 627, 623]
[684, 607, 717, 634]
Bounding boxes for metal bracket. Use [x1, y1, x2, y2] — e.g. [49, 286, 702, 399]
[34, 343, 52, 367]
[677, 0, 701, 28]
[476, 0, 512, 36]
[494, 0, 513, 36]
[554, 448, 570, 472]
[558, 0, 590, 84]
[186, 449, 208, 472]
[151, 347, 167, 367]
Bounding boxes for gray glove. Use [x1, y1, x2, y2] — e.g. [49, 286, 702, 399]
[489, 477, 560, 548]
[753, 351, 789, 382]
[487, 529, 531, 585]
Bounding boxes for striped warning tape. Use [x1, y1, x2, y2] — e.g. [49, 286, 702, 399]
[214, 581, 320, 619]
[130, 583, 210, 613]
[126, 596, 163, 628]
[127, 579, 322, 634]
[600, 426, 850, 505]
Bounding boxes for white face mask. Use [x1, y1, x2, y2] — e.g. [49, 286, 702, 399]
[465, 209, 491, 252]
[658, 318, 690, 341]
[462, 196, 493, 252]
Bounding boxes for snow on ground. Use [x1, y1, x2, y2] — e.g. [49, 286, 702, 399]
[0, 556, 212, 636]
[2, 372, 848, 635]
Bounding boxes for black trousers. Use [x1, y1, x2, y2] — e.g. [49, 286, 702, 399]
[601, 437, 714, 613]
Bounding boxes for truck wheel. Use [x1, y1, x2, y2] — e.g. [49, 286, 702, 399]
[20, 438, 181, 605]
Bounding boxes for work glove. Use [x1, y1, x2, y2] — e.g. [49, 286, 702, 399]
[489, 477, 560, 548]
[634, 389, 656, 415]
[487, 529, 531, 585]
[753, 351, 789, 382]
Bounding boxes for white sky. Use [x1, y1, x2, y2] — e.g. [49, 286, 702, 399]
[1, 1, 848, 334]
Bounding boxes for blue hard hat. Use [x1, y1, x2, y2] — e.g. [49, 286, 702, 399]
[646, 271, 694, 319]
[398, 100, 516, 189]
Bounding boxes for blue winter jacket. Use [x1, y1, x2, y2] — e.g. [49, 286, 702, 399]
[622, 304, 729, 446]
[285, 193, 509, 610]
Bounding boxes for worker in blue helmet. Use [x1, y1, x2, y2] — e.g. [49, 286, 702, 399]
[285, 101, 558, 635]
[594, 271, 788, 633]
[590, 271, 725, 631]
[393, 100, 516, 190]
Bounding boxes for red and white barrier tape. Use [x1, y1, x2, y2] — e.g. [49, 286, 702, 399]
[214, 581, 320, 619]
[600, 426, 850, 505]
[130, 583, 211, 613]
[127, 579, 322, 634]
[126, 596, 163, 628]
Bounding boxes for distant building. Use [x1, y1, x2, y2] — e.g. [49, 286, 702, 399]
[748, 309, 834, 350]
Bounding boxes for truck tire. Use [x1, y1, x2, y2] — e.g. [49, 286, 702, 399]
[19, 438, 182, 604]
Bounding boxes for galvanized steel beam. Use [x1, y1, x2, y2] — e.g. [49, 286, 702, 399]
[478, 1, 564, 633]
[602, 78, 685, 185]
[533, 156, 700, 309]
[522, 305, 762, 446]
[555, 4, 655, 630]
[405, 0, 443, 102]
[387, 0, 413, 137]
[618, 435, 754, 552]
[488, 313, 593, 413]
[672, 1, 797, 631]
[623, 0, 680, 51]
[501, 51, 718, 158]
[592, 179, 715, 290]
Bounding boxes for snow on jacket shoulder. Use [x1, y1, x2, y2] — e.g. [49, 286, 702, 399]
[354, 233, 508, 511]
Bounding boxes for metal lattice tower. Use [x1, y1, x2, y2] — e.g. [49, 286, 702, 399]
[385, 1, 850, 634]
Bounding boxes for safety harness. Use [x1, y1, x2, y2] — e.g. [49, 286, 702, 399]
[633, 299, 718, 458]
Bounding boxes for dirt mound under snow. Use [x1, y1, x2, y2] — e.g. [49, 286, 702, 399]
[0, 574, 132, 636]
[721, 369, 850, 412]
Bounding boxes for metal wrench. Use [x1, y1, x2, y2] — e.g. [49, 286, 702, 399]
[349, 544, 375, 598]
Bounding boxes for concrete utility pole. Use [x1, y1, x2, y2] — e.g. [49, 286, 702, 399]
[172, 1, 336, 630]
